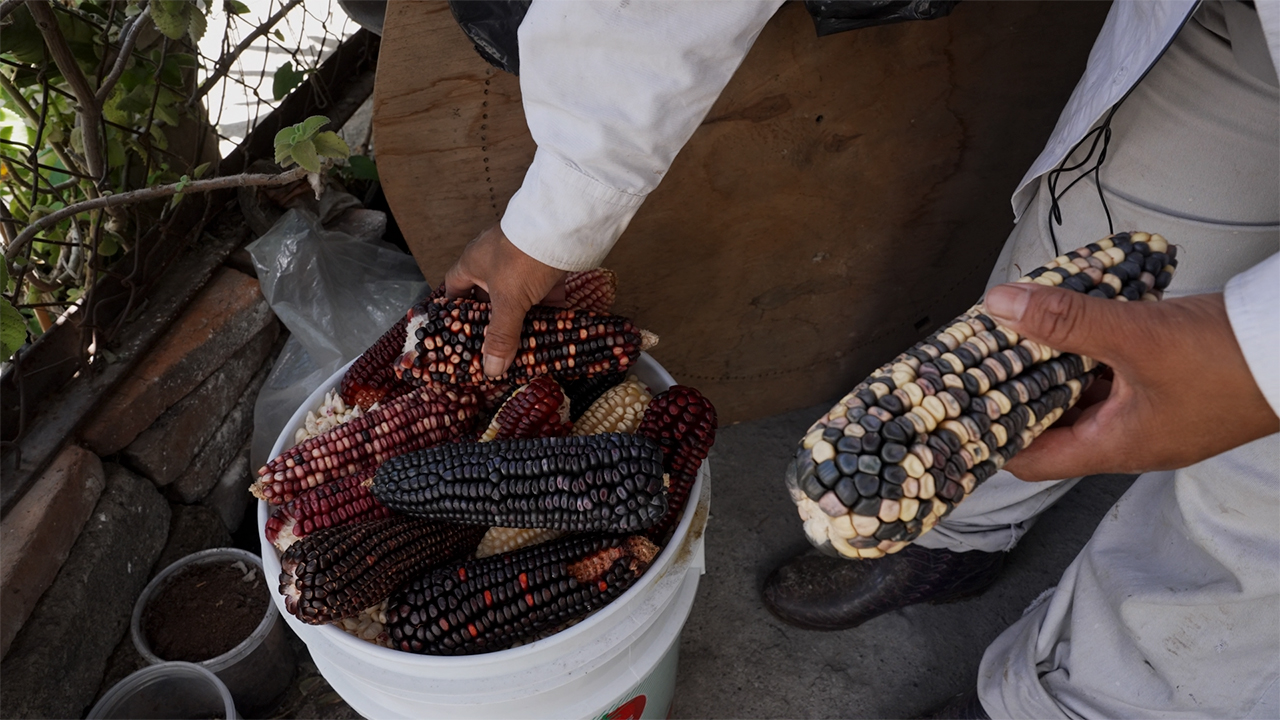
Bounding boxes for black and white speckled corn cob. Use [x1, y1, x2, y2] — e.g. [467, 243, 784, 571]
[278, 516, 486, 624]
[394, 297, 657, 387]
[786, 232, 1179, 559]
[368, 433, 669, 533]
[254, 385, 481, 504]
[385, 534, 659, 655]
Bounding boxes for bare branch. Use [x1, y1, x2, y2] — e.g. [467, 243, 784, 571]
[188, 0, 305, 107]
[28, 1, 106, 180]
[95, 4, 152, 104]
[6, 166, 310, 261]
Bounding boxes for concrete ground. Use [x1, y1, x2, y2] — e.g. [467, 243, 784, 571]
[671, 402, 1134, 719]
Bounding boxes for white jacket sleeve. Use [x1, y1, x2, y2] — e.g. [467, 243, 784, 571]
[501, 0, 784, 271]
[1224, 253, 1280, 416]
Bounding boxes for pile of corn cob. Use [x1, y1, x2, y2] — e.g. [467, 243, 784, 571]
[254, 268, 718, 654]
[787, 232, 1179, 559]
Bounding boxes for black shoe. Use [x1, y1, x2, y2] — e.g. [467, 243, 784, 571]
[761, 544, 1005, 630]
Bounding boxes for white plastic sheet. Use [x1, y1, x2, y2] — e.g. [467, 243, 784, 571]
[247, 209, 430, 469]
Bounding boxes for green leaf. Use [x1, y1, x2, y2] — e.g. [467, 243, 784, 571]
[311, 131, 349, 159]
[1, 296, 29, 362]
[187, 8, 207, 43]
[153, 101, 179, 127]
[273, 126, 294, 150]
[290, 139, 321, 173]
[150, 0, 190, 40]
[174, 174, 190, 192]
[0, 261, 9, 293]
[274, 142, 294, 167]
[272, 61, 304, 101]
[116, 85, 152, 114]
[273, 29, 285, 41]
[98, 233, 120, 257]
[193, 161, 211, 179]
[347, 155, 379, 181]
[295, 116, 329, 142]
[225, 0, 251, 14]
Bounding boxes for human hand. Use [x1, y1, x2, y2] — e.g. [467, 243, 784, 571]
[984, 283, 1278, 481]
[444, 224, 567, 378]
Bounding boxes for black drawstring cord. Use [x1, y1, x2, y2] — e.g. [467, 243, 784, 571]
[1045, 104, 1119, 256]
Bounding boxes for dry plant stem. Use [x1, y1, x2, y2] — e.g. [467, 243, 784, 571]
[5, 166, 309, 262]
[28, 1, 105, 180]
[95, 5, 152, 104]
[187, 0, 305, 107]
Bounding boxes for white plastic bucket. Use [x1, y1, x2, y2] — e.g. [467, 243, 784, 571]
[87, 662, 238, 719]
[258, 353, 709, 719]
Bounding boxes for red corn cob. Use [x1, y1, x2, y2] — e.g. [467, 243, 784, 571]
[264, 468, 394, 552]
[479, 376, 571, 441]
[637, 386, 718, 541]
[394, 297, 655, 387]
[279, 516, 486, 624]
[253, 385, 481, 505]
[386, 534, 659, 655]
[563, 268, 618, 314]
[340, 313, 416, 410]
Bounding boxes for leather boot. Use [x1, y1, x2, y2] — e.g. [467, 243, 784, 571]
[761, 544, 1005, 631]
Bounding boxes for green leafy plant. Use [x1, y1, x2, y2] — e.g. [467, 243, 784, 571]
[273, 115, 350, 174]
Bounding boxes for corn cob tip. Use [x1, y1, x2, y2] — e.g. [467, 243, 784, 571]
[567, 535, 660, 583]
[640, 329, 659, 352]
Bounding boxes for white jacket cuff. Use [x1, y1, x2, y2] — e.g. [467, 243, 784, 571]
[1224, 253, 1280, 416]
[501, 147, 645, 272]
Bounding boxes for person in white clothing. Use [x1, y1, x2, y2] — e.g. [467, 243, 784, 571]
[440, 1, 1280, 716]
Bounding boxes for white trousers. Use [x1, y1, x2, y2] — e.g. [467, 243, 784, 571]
[917, 3, 1280, 716]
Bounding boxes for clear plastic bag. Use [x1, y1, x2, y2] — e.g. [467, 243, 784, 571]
[247, 209, 430, 468]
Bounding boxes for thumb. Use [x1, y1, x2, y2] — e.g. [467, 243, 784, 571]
[984, 283, 1125, 361]
[481, 292, 529, 378]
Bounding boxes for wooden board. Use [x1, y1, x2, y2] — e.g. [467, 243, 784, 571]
[373, 0, 1110, 423]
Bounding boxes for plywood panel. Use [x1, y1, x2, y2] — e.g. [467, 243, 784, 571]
[374, 0, 1110, 423]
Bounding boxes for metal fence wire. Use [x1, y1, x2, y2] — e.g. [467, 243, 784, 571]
[0, 0, 358, 470]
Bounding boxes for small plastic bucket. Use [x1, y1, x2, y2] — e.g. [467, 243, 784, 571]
[132, 548, 296, 715]
[259, 353, 709, 719]
[87, 661, 238, 719]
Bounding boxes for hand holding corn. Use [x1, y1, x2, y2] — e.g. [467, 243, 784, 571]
[444, 224, 568, 378]
[987, 284, 1278, 480]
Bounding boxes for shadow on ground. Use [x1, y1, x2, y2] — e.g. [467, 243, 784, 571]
[673, 403, 1134, 719]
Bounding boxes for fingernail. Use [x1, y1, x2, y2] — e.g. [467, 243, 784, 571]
[483, 354, 505, 378]
[986, 284, 1032, 324]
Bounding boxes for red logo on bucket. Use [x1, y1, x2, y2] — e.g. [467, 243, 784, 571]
[602, 694, 646, 720]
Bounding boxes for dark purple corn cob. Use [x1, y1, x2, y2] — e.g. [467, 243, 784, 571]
[264, 468, 393, 551]
[340, 313, 415, 411]
[278, 516, 486, 624]
[479, 375, 572, 442]
[386, 534, 659, 655]
[563, 267, 618, 314]
[636, 386, 718, 541]
[368, 433, 668, 533]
